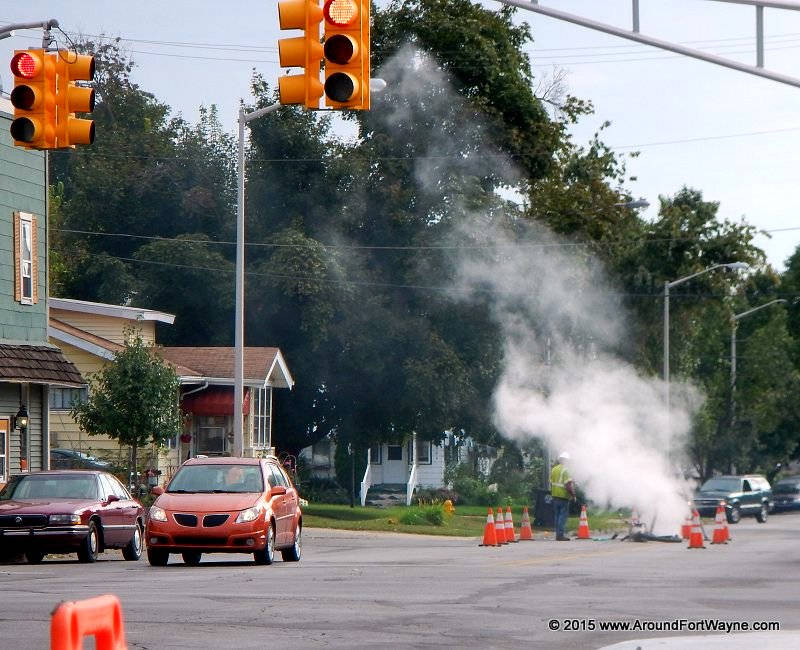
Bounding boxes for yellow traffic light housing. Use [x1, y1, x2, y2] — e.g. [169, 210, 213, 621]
[278, 0, 324, 108]
[54, 51, 96, 147]
[322, 0, 370, 110]
[9, 49, 56, 148]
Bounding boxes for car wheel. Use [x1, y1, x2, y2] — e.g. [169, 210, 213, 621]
[756, 503, 768, 523]
[254, 522, 275, 565]
[182, 552, 202, 566]
[77, 521, 100, 563]
[147, 548, 169, 566]
[25, 550, 45, 564]
[122, 522, 143, 561]
[727, 505, 741, 524]
[281, 524, 302, 562]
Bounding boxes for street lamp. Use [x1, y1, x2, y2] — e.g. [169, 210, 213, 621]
[234, 101, 281, 457]
[662, 262, 749, 457]
[730, 298, 787, 428]
[615, 198, 650, 209]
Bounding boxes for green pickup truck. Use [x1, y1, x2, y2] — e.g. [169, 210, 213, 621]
[693, 474, 773, 524]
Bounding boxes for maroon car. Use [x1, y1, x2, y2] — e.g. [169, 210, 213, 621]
[0, 470, 145, 564]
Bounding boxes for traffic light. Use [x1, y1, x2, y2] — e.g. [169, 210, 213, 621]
[277, 0, 324, 108]
[9, 49, 56, 148]
[54, 51, 96, 147]
[322, 0, 370, 110]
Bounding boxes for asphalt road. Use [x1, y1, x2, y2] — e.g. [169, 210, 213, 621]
[1, 512, 799, 649]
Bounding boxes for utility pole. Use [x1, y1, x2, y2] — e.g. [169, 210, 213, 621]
[233, 101, 281, 456]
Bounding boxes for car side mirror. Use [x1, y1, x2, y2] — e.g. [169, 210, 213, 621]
[271, 485, 287, 497]
[151, 486, 165, 496]
[106, 494, 120, 504]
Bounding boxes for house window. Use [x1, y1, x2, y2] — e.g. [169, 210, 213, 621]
[13, 212, 38, 304]
[49, 387, 88, 411]
[369, 445, 382, 464]
[387, 445, 403, 461]
[197, 416, 226, 455]
[253, 387, 271, 449]
[408, 440, 432, 465]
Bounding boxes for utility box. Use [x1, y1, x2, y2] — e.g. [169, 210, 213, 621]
[533, 489, 554, 527]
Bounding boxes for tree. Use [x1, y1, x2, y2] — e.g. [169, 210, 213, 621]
[71, 329, 182, 493]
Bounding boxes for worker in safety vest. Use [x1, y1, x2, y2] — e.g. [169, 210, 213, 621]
[550, 451, 576, 541]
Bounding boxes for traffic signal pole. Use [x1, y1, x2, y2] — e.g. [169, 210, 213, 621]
[233, 101, 281, 457]
[0, 19, 58, 45]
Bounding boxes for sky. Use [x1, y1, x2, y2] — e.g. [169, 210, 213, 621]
[1, 0, 799, 269]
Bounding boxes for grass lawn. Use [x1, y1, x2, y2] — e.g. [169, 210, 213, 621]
[303, 503, 628, 538]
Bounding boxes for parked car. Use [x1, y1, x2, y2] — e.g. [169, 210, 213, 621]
[772, 475, 800, 511]
[0, 470, 145, 563]
[50, 448, 111, 471]
[145, 456, 302, 566]
[693, 474, 773, 524]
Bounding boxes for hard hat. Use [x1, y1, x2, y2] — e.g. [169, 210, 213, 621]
[557, 451, 570, 461]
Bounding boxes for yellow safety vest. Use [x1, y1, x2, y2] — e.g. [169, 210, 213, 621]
[550, 464, 571, 499]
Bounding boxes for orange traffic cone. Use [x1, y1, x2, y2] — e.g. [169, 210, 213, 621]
[479, 508, 498, 546]
[576, 505, 591, 539]
[495, 508, 507, 544]
[681, 510, 692, 540]
[721, 505, 731, 542]
[519, 506, 534, 541]
[687, 510, 705, 549]
[504, 506, 517, 543]
[711, 505, 727, 545]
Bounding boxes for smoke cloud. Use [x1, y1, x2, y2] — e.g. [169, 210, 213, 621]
[375, 48, 700, 533]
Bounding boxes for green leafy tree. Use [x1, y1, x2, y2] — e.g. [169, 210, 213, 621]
[71, 329, 182, 493]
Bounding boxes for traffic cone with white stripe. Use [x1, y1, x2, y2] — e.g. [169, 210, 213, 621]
[519, 506, 534, 541]
[504, 506, 517, 543]
[681, 509, 692, 540]
[479, 507, 498, 547]
[711, 504, 727, 545]
[687, 509, 705, 549]
[576, 505, 591, 539]
[494, 508, 507, 544]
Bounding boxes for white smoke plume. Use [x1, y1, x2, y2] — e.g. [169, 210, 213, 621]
[457, 223, 701, 534]
[374, 47, 700, 533]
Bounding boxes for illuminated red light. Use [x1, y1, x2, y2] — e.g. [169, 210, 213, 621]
[10, 52, 38, 79]
[324, 0, 358, 26]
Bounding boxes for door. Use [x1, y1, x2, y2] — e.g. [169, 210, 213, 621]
[267, 464, 289, 545]
[0, 419, 8, 484]
[383, 445, 407, 484]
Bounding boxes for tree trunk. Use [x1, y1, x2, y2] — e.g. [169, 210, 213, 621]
[131, 444, 139, 498]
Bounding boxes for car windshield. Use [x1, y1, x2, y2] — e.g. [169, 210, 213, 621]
[699, 478, 741, 492]
[0, 475, 99, 500]
[774, 480, 800, 494]
[168, 464, 264, 493]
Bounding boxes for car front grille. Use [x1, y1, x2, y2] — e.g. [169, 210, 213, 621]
[203, 514, 229, 527]
[173, 513, 198, 527]
[173, 536, 227, 546]
[0, 514, 48, 528]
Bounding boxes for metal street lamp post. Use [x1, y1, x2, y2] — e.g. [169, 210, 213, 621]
[730, 298, 787, 428]
[234, 101, 281, 457]
[662, 262, 749, 459]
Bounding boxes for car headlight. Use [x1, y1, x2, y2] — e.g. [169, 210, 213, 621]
[235, 506, 260, 523]
[48, 514, 81, 525]
[149, 506, 168, 522]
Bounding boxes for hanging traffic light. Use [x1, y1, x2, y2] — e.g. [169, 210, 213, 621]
[322, 0, 370, 110]
[9, 49, 57, 149]
[277, 0, 324, 108]
[54, 50, 96, 147]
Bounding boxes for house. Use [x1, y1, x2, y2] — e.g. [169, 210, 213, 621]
[47, 297, 294, 483]
[301, 431, 497, 506]
[1, 98, 83, 484]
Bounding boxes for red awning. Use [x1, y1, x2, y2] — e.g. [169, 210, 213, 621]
[181, 387, 250, 416]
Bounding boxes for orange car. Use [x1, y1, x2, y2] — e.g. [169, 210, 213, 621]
[145, 456, 302, 566]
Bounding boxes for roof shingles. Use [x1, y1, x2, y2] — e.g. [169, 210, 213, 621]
[0, 344, 84, 386]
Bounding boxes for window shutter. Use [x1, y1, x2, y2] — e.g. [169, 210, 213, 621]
[30, 214, 38, 304]
[13, 212, 21, 302]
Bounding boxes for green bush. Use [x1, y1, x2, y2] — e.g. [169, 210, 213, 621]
[399, 504, 445, 526]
